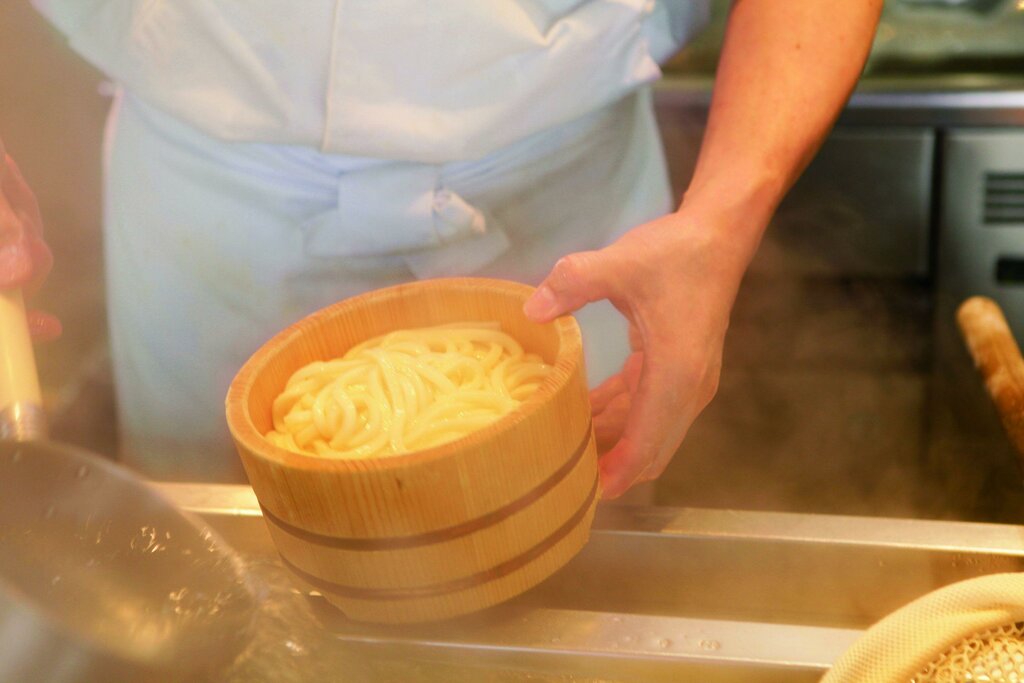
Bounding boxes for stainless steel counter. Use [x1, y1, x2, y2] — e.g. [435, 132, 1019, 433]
[157, 483, 1024, 681]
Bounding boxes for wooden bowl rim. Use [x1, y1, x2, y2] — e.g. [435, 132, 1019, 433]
[226, 277, 584, 473]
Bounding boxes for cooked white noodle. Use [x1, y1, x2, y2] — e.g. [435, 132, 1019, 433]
[266, 322, 551, 458]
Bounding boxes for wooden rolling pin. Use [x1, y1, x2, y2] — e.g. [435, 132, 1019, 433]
[957, 296, 1024, 457]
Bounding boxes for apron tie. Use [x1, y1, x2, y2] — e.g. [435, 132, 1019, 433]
[299, 162, 509, 277]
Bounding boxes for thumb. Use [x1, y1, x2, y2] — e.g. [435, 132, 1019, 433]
[523, 250, 615, 323]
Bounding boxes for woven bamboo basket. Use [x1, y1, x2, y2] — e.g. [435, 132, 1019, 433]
[225, 277, 598, 623]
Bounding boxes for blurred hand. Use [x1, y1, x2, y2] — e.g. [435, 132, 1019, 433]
[524, 209, 754, 499]
[0, 138, 60, 341]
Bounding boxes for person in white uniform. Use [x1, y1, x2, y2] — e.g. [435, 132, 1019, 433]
[3, 2, 882, 494]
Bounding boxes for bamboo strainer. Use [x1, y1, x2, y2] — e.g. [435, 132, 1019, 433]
[824, 297, 1024, 683]
[225, 278, 598, 624]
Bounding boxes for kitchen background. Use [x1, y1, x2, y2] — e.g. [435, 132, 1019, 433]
[4, 0, 1024, 522]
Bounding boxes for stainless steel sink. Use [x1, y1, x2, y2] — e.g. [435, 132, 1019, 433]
[156, 483, 1024, 681]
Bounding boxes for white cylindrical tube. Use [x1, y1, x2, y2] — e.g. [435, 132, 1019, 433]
[0, 289, 45, 440]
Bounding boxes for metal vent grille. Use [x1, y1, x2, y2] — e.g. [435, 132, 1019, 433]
[985, 173, 1024, 225]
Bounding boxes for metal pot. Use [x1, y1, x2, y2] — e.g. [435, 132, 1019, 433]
[0, 441, 256, 682]
[0, 291, 255, 681]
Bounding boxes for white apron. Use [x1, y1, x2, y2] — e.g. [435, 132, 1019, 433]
[36, 0, 708, 480]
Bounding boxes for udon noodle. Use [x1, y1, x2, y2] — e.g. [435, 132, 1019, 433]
[266, 322, 552, 458]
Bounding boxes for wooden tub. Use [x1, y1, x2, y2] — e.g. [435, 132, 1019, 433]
[225, 278, 598, 623]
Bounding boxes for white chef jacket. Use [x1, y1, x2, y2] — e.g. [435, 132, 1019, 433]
[35, 0, 709, 480]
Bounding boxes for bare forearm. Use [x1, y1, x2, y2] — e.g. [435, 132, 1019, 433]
[683, 0, 882, 261]
[526, 3, 882, 496]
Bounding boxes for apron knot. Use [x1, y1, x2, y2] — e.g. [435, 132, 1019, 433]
[299, 162, 509, 277]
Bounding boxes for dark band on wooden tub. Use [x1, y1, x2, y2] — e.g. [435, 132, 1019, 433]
[261, 421, 594, 550]
[280, 472, 599, 601]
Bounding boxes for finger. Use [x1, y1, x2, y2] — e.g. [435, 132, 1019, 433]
[0, 235, 49, 291]
[598, 436, 646, 500]
[2, 155, 44, 234]
[635, 424, 690, 484]
[591, 349, 643, 410]
[634, 361, 719, 484]
[0, 193, 34, 289]
[24, 236, 52, 294]
[593, 392, 630, 453]
[599, 354, 692, 499]
[27, 309, 62, 342]
[589, 372, 627, 415]
[628, 324, 644, 353]
[620, 351, 644, 391]
[523, 250, 616, 322]
[0, 155, 50, 291]
[0, 238, 33, 289]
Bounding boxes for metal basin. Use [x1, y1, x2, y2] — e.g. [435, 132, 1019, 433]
[0, 447, 255, 683]
[158, 483, 1024, 682]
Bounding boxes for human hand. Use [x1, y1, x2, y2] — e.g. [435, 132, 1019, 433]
[523, 209, 756, 499]
[0, 138, 60, 341]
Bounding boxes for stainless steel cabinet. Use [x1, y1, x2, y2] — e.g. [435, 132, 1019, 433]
[938, 130, 1024, 325]
[657, 95, 935, 277]
[930, 130, 1024, 519]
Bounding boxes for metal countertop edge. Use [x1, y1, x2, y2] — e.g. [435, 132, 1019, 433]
[325, 610, 863, 672]
[655, 76, 1024, 126]
[152, 483, 1024, 555]
[331, 618, 860, 671]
